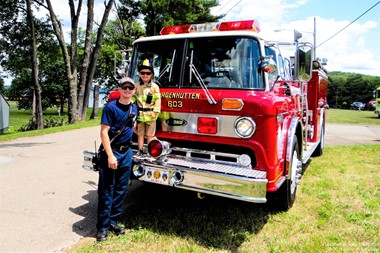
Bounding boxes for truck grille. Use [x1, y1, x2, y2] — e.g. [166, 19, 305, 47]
[132, 141, 264, 179]
[151, 138, 257, 167]
[165, 156, 266, 179]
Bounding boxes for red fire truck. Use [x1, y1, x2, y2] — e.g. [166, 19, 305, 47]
[115, 20, 328, 210]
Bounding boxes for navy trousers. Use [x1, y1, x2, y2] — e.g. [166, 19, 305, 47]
[97, 149, 132, 232]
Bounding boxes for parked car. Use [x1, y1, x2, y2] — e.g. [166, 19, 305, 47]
[350, 101, 365, 110]
[367, 99, 376, 111]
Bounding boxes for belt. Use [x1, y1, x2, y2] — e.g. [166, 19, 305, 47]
[112, 145, 130, 152]
[138, 107, 154, 111]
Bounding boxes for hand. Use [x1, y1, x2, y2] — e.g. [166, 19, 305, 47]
[108, 155, 118, 170]
[152, 111, 159, 119]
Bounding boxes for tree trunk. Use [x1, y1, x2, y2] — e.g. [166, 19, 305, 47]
[77, 0, 94, 121]
[45, 0, 81, 124]
[26, 0, 43, 129]
[32, 89, 35, 120]
[43, 0, 114, 123]
[82, 0, 115, 121]
[90, 84, 99, 120]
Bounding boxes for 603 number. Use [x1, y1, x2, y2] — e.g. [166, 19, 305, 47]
[167, 101, 183, 108]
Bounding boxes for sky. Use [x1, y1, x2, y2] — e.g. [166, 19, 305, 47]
[3, 0, 380, 86]
[211, 0, 380, 76]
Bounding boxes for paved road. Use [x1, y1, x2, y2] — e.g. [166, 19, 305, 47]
[324, 123, 380, 146]
[0, 123, 379, 252]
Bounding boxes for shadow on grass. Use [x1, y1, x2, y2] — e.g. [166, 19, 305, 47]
[121, 181, 276, 252]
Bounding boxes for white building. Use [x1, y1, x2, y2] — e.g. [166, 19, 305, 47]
[88, 86, 109, 108]
[0, 92, 10, 133]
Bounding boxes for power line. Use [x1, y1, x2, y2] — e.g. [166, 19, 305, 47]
[223, 0, 242, 16]
[213, 0, 233, 14]
[316, 1, 380, 48]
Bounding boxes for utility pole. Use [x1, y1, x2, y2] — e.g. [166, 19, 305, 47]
[313, 17, 317, 59]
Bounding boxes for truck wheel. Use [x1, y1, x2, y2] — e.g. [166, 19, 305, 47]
[268, 136, 301, 211]
[312, 123, 324, 157]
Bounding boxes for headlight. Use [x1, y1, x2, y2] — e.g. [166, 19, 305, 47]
[234, 117, 256, 138]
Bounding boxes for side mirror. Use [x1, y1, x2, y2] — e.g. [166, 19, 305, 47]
[296, 43, 313, 81]
[259, 56, 277, 74]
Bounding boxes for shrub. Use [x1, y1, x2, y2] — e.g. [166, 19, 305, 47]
[18, 116, 68, 132]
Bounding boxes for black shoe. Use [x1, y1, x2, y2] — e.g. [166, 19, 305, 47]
[109, 224, 125, 235]
[96, 230, 108, 242]
[134, 150, 145, 159]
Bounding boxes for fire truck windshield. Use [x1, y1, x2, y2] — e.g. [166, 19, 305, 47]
[131, 36, 264, 89]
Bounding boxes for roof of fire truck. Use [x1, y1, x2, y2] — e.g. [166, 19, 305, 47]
[133, 20, 263, 44]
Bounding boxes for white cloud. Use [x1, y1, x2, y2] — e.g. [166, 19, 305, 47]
[212, 0, 380, 76]
[313, 18, 380, 76]
[33, 1, 115, 38]
[30, 0, 380, 77]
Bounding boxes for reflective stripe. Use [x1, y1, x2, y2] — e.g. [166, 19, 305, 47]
[137, 115, 157, 122]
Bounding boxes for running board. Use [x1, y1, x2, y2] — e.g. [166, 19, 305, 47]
[302, 141, 320, 164]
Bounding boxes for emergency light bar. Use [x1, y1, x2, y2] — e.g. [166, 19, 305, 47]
[160, 19, 260, 35]
[219, 20, 260, 32]
[160, 24, 191, 35]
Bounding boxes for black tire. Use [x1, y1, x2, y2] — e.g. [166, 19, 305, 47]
[268, 136, 301, 211]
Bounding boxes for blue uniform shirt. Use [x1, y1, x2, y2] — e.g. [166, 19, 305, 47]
[101, 100, 138, 147]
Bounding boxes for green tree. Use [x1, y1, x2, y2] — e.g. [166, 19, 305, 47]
[26, 0, 43, 128]
[6, 52, 66, 112]
[0, 0, 44, 128]
[119, 0, 223, 36]
[0, 1, 66, 113]
[0, 79, 4, 94]
[40, 0, 116, 123]
[328, 71, 380, 109]
[88, 18, 145, 119]
[99, 19, 145, 81]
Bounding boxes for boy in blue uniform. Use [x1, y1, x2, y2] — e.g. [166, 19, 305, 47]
[96, 77, 138, 241]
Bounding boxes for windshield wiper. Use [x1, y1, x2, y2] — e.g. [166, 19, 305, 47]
[189, 50, 217, 105]
[157, 50, 176, 83]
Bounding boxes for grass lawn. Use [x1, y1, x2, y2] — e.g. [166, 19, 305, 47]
[327, 108, 380, 125]
[0, 101, 102, 142]
[69, 144, 380, 253]
[1, 102, 379, 252]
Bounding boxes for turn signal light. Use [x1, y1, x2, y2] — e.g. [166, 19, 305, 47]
[222, 98, 244, 110]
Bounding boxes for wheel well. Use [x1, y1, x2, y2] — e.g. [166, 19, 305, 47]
[295, 123, 303, 155]
[282, 120, 302, 180]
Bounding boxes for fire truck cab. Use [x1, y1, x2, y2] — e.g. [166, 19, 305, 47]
[126, 20, 328, 210]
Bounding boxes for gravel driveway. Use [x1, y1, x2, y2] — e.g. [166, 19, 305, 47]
[0, 123, 379, 252]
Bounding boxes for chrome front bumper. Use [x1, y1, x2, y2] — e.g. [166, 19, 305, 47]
[132, 154, 268, 203]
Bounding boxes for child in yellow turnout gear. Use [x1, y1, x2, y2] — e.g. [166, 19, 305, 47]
[132, 59, 161, 156]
